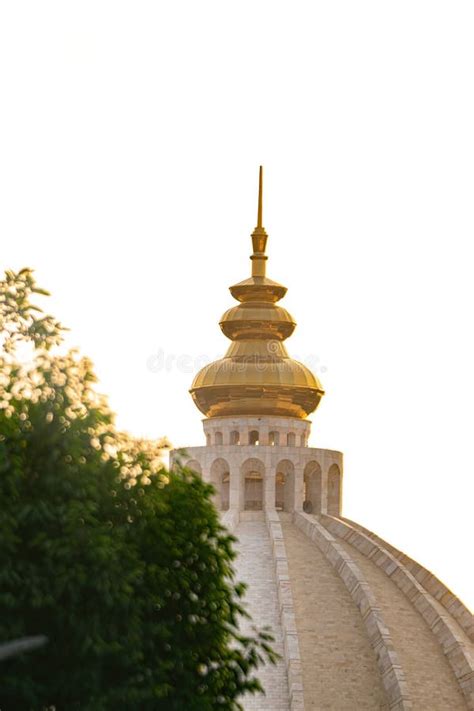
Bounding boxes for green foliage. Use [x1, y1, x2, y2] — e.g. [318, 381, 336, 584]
[0, 268, 66, 354]
[0, 269, 276, 709]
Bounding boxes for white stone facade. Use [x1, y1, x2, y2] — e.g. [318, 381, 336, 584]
[170, 415, 343, 516]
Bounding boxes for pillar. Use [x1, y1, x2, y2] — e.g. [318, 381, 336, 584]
[293, 463, 305, 512]
[229, 465, 241, 512]
[265, 464, 276, 511]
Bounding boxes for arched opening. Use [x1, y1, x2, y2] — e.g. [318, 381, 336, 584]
[304, 461, 322, 514]
[185, 459, 202, 477]
[230, 430, 240, 445]
[244, 472, 263, 509]
[327, 463, 342, 516]
[240, 458, 265, 511]
[275, 459, 295, 512]
[287, 432, 296, 447]
[249, 430, 259, 446]
[206, 433, 211, 446]
[275, 472, 285, 510]
[269, 431, 280, 446]
[215, 431, 223, 445]
[300, 433, 307, 447]
[210, 458, 230, 511]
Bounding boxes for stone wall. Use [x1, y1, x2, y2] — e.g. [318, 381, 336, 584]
[170, 442, 343, 515]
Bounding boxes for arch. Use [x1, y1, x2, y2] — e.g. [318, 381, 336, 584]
[275, 459, 295, 512]
[230, 430, 240, 445]
[249, 430, 260, 446]
[269, 431, 280, 446]
[215, 431, 223, 445]
[286, 432, 296, 447]
[300, 433, 307, 447]
[240, 457, 265, 511]
[185, 459, 202, 477]
[206, 433, 211, 446]
[304, 461, 322, 514]
[327, 463, 342, 516]
[210, 458, 230, 511]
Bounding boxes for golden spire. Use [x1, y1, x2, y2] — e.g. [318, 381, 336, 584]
[189, 167, 325, 420]
[251, 165, 268, 277]
[257, 164, 263, 228]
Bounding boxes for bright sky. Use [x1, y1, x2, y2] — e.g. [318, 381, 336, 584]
[1, 2, 473, 610]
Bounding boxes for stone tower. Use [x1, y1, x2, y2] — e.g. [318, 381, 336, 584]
[170, 169, 473, 711]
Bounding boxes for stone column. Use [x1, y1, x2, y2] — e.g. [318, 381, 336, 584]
[265, 463, 276, 511]
[229, 464, 241, 512]
[241, 428, 250, 446]
[320, 465, 329, 514]
[293, 463, 305, 512]
[201, 464, 211, 484]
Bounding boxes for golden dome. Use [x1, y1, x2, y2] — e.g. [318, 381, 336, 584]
[190, 167, 324, 419]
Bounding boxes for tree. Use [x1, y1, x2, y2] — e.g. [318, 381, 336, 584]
[0, 269, 276, 710]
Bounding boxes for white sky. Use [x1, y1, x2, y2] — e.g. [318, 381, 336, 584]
[1, 2, 473, 609]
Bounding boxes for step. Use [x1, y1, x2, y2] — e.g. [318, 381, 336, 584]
[234, 520, 290, 710]
[239, 511, 265, 521]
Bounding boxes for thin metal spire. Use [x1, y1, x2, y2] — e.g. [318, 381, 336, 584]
[251, 165, 268, 276]
[257, 165, 263, 228]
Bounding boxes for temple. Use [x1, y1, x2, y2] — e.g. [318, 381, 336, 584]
[179, 166, 340, 517]
[170, 169, 473, 711]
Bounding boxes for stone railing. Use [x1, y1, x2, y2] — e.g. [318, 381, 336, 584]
[343, 516, 474, 642]
[294, 511, 412, 710]
[322, 515, 474, 710]
[220, 508, 239, 534]
[266, 509, 305, 711]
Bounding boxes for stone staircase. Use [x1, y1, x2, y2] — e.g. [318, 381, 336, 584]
[226, 511, 472, 710]
[334, 534, 467, 709]
[233, 519, 290, 710]
[239, 510, 265, 522]
[282, 512, 473, 710]
[280, 519, 388, 710]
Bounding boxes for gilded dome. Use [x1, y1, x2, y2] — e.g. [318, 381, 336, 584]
[190, 167, 324, 419]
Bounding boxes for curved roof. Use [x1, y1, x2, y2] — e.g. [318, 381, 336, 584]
[190, 167, 324, 419]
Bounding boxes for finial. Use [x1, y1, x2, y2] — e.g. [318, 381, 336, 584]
[257, 165, 263, 228]
[251, 165, 268, 277]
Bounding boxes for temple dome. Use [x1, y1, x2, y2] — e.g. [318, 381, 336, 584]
[190, 166, 324, 419]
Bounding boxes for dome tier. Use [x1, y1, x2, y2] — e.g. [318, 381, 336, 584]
[190, 167, 324, 419]
[190, 356, 322, 418]
[229, 276, 287, 303]
[219, 302, 296, 340]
